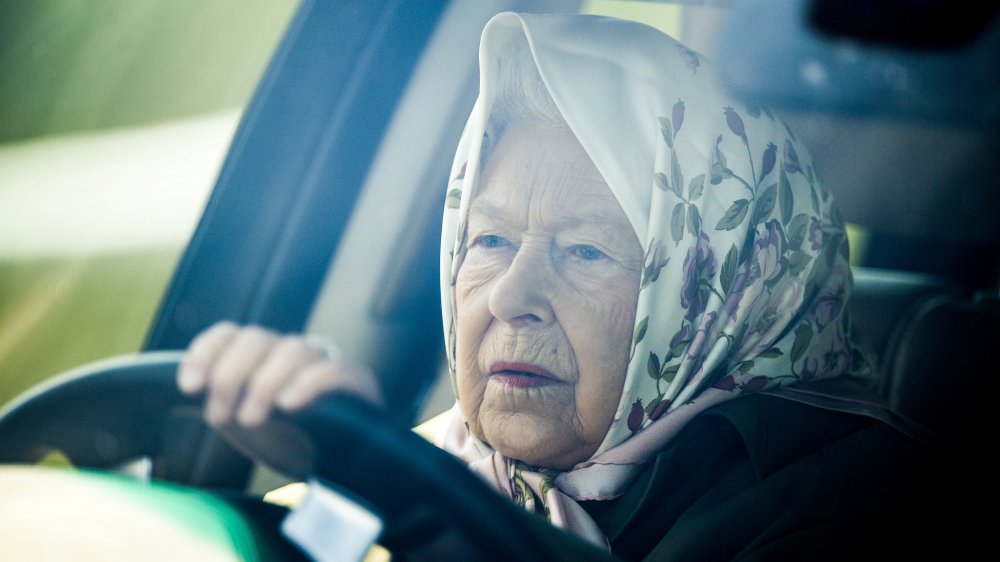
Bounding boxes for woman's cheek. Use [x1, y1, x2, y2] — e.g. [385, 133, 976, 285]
[560, 272, 640, 381]
[454, 264, 494, 441]
[454, 327, 485, 435]
[565, 272, 640, 323]
[456, 364, 488, 439]
[457, 251, 507, 294]
[606, 289, 641, 329]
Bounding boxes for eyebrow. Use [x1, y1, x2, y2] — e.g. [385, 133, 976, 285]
[468, 197, 634, 241]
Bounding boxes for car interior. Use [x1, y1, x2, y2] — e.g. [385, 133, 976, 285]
[0, 0, 997, 560]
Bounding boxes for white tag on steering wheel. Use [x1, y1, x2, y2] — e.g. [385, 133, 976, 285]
[281, 478, 383, 562]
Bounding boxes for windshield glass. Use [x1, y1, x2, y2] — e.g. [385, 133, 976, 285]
[0, 1, 299, 406]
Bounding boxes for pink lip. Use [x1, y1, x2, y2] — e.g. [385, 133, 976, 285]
[489, 362, 560, 388]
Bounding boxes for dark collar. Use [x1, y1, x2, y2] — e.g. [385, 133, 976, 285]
[584, 394, 875, 542]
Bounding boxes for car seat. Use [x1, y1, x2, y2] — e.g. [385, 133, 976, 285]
[851, 266, 998, 445]
[877, 290, 1000, 446]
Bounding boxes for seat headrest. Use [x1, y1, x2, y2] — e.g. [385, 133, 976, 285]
[880, 293, 1000, 445]
[850, 268, 959, 364]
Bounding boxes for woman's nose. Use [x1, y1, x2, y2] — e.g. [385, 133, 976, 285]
[488, 244, 555, 327]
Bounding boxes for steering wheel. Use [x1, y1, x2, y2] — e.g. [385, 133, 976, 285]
[0, 352, 556, 560]
[0, 352, 252, 487]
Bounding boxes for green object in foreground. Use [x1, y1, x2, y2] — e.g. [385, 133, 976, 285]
[83, 469, 261, 561]
[0, 465, 262, 561]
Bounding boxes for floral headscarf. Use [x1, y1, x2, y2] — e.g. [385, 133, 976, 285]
[438, 12, 873, 547]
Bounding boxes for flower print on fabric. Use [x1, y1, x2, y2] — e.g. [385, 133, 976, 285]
[437, 12, 874, 547]
[680, 233, 718, 322]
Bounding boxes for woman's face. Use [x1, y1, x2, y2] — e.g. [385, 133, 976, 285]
[455, 123, 643, 470]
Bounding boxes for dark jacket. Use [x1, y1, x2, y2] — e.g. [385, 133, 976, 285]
[517, 393, 984, 561]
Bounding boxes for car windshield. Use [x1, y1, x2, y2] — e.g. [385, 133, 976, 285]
[0, 1, 299, 406]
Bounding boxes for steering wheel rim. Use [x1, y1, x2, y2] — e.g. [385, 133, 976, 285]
[0, 351, 252, 488]
[0, 352, 557, 560]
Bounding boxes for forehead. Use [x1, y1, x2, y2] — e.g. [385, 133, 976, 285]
[471, 124, 634, 232]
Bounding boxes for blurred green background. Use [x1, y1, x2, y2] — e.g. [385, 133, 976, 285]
[0, 0, 298, 405]
[0, 0, 687, 408]
[0, 1, 298, 142]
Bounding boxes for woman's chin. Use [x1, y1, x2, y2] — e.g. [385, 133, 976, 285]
[479, 411, 589, 470]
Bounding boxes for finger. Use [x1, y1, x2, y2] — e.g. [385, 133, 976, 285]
[274, 361, 343, 411]
[205, 326, 279, 425]
[236, 336, 325, 427]
[178, 321, 239, 395]
[275, 358, 383, 411]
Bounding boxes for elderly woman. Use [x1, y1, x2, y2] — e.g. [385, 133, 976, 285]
[179, 12, 943, 560]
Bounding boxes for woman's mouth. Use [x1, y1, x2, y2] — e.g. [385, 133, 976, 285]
[489, 362, 561, 388]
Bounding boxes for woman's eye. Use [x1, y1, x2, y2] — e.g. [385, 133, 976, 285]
[473, 234, 508, 249]
[571, 245, 607, 261]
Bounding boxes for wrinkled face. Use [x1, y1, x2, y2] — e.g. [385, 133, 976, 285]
[455, 123, 643, 470]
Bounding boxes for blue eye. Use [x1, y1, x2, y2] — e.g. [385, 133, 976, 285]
[474, 234, 508, 249]
[572, 245, 606, 261]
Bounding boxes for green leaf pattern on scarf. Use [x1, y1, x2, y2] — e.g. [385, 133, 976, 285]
[617, 96, 870, 436]
[438, 18, 873, 527]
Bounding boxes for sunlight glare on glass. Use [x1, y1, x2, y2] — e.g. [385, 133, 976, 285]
[0, 111, 239, 257]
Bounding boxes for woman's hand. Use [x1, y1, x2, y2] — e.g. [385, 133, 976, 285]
[176, 322, 383, 428]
